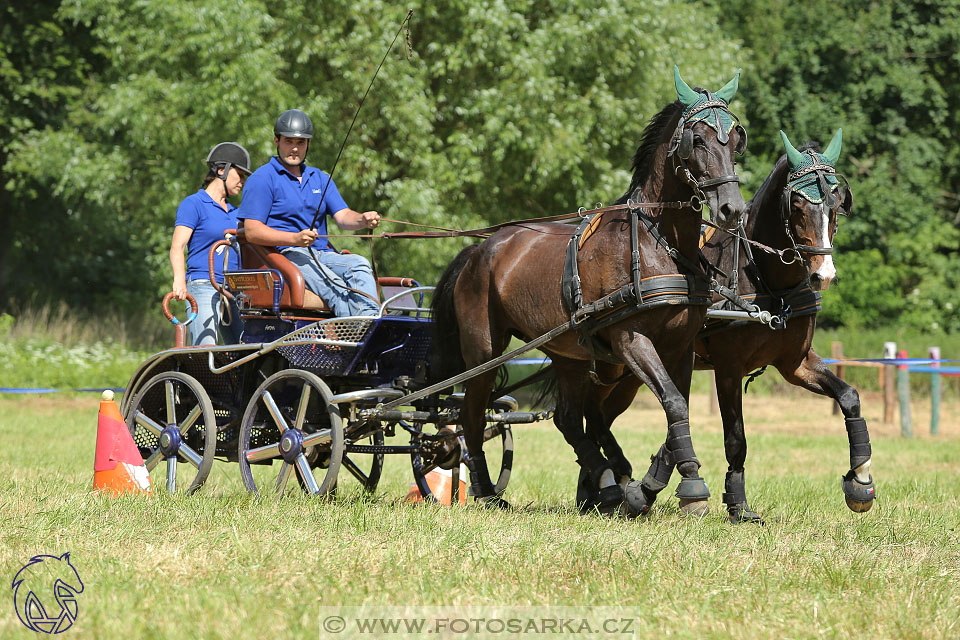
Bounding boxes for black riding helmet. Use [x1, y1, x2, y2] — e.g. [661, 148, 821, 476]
[206, 142, 251, 190]
[274, 109, 314, 139]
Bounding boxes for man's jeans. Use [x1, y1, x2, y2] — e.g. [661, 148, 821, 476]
[281, 247, 379, 317]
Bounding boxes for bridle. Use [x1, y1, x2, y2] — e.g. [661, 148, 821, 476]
[778, 150, 847, 265]
[665, 94, 746, 215]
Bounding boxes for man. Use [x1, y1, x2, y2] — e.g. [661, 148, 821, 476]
[238, 109, 381, 316]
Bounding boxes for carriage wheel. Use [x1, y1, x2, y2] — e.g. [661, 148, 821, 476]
[238, 369, 344, 496]
[125, 371, 217, 494]
[410, 422, 514, 503]
[339, 429, 385, 493]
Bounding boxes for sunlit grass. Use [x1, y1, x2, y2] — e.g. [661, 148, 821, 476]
[2, 392, 958, 639]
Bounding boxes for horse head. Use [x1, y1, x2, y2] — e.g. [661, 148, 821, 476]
[779, 129, 852, 290]
[673, 66, 747, 229]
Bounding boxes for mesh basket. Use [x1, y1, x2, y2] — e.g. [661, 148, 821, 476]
[275, 317, 374, 373]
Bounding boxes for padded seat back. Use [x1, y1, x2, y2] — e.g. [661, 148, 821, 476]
[234, 224, 331, 312]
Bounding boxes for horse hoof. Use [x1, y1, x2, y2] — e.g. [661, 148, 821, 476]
[623, 480, 656, 517]
[727, 504, 764, 525]
[675, 476, 710, 500]
[679, 498, 709, 517]
[841, 472, 875, 513]
[476, 495, 511, 510]
[845, 496, 874, 513]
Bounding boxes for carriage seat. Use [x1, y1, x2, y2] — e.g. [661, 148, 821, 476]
[230, 224, 331, 313]
[227, 225, 420, 315]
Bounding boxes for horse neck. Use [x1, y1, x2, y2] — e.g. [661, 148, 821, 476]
[745, 190, 811, 292]
[632, 146, 702, 263]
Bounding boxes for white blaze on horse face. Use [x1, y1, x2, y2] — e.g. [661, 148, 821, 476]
[813, 204, 836, 289]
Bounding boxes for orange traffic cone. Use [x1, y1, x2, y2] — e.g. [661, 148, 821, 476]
[93, 390, 152, 496]
[406, 465, 467, 506]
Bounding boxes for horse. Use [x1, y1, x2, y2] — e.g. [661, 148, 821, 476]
[432, 67, 747, 513]
[577, 129, 875, 522]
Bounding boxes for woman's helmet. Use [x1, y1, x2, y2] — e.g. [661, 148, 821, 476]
[274, 109, 313, 139]
[206, 142, 252, 175]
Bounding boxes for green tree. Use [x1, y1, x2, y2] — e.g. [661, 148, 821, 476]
[708, 0, 960, 332]
[4, 0, 743, 313]
[0, 2, 104, 310]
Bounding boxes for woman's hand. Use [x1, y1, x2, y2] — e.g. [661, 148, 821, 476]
[172, 278, 187, 300]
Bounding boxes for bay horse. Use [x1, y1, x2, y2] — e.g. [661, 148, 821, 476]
[578, 129, 876, 522]
[432, 67, 747, 512]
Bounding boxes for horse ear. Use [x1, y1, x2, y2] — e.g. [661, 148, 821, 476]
[674, 65, 700, 107]
[779, 130, 804, 169]
[713, 69, 741, 104]
[822, 128, 843, 165]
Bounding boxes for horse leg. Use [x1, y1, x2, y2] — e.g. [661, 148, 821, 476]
[460, 368, 510, 508]
[454, 287, 511, 508]
[591, 370, 638, 484]
[777, 350, 876, 512]
[616, 335, 710, 516]
[713, 365, 763, 524]
[552, 358, 622, 514]
[578, 372, 638, 510]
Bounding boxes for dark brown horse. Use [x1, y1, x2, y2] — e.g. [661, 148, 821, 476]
[579, 129, 876, 522]
[432, 68, 747, 512]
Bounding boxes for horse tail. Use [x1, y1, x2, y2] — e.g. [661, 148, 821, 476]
[431, 244, 480, 381]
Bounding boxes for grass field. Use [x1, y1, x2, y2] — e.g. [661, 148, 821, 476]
[2, 388, 959, 639]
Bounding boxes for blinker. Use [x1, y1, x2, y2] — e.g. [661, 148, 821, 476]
[678, 129, 693, 159]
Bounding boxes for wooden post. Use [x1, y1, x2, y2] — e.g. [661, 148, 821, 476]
[831, 341, 845, 415]
[930, 346, 941, 436]
[709, 370, 718, 415]
[883, 342, 897, 425]
[897, 348, 912, 438]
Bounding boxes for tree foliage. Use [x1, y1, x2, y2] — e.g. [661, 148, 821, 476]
[707, 0, 960, 332]
[2, 0, 958, 334]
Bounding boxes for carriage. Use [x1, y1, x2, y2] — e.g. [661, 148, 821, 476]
[120, 231, 549, 498]
[122, 67, 876, 519]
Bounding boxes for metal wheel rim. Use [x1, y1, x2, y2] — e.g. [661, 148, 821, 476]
[237, 369, 344, 496]
[124, 370, 217, 494]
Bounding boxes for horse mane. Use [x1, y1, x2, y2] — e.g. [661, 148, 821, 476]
[617, 100, 684, 203]
[748, 141, 822, 214]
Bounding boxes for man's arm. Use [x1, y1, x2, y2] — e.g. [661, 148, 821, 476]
[332, 208, 380, 231]
[243, 219, 317, 247]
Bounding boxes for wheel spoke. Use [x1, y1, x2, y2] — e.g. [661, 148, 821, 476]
[294, 383, 312, 431]
[164, 380, 177, 427]
[295, 453, 321, 494]
[342, 455, 369, 485]
[301, 428, 332, 449]
[275, 462, 293, 495]
[245, 442, 282, 463]
[134, 411, 164, 437]
[416, 461, 439, 476]
[177, 443, 203, 469]
[179, 404, 203, 434]
[262, 390, 289, 434]
[482, 424, 505, 441]
[144, 449, 163, 471]
[166, 457, 177, 491]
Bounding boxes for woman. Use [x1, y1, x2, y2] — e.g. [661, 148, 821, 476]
[169, 142, 251, 345]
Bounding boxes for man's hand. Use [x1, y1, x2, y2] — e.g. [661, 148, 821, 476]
[294, 229, 319, 246]
[359, 210, 380, 229]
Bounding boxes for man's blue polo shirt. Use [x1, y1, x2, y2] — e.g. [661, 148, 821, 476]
[174, 189, 239, 283]
[237, 156, 349, 251]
